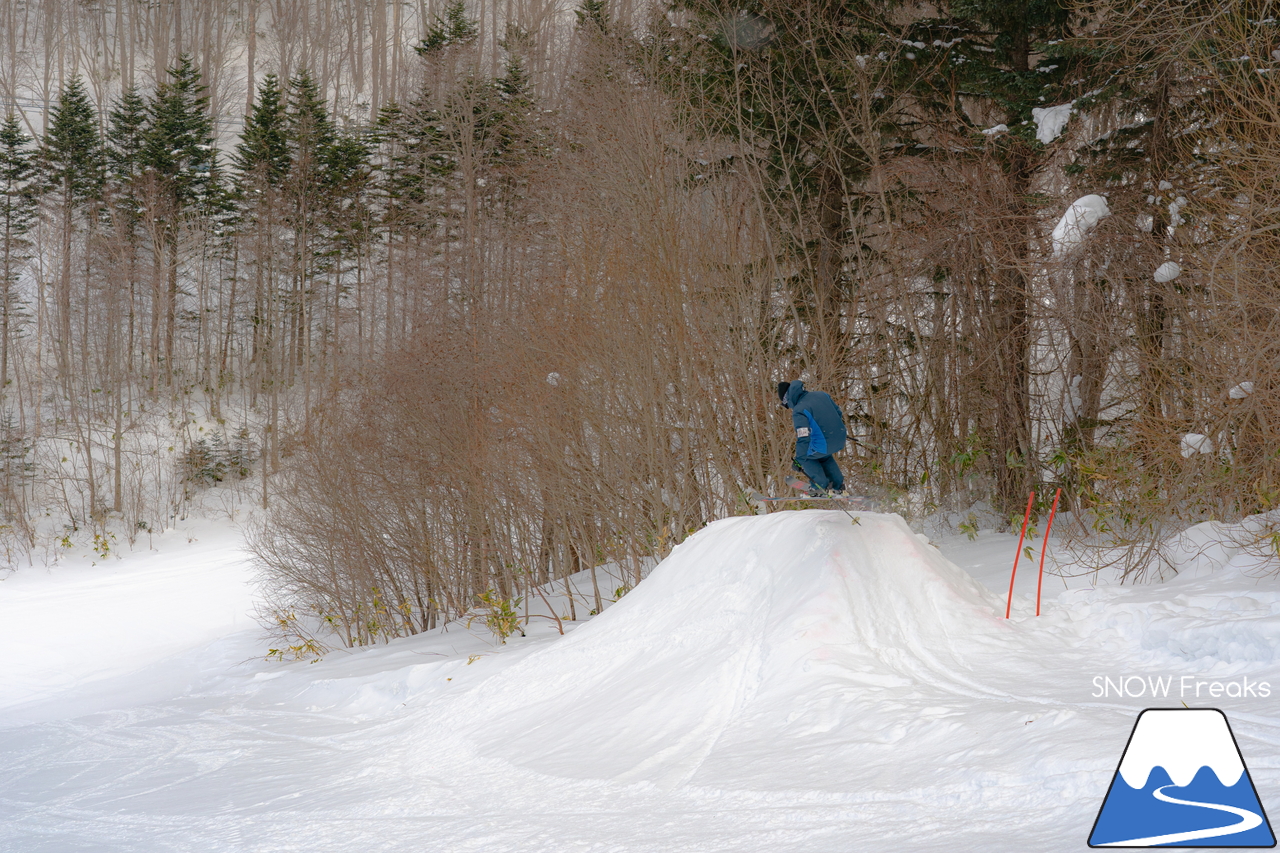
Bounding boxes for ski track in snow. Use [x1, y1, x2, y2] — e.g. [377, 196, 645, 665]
[2, 510, 1280, 851]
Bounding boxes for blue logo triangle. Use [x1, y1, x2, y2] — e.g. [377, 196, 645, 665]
[1089, 708, 1275, 847]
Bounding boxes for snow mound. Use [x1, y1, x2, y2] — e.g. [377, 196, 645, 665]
[1032, 102, 1073, 144]
[1154, 261, 1182, 282]
[450, 510, 1007, 785]
[1231, 381, 1254, 399]
[1181, 432, 1213, 457]
[1052, 195, 1110, 256]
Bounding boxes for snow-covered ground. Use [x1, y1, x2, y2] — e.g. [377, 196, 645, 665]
[3, 507, 1280, 851]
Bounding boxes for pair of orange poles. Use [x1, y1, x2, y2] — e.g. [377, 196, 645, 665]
[1005, 487, 1062, 619]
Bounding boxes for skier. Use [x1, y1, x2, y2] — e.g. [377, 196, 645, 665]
[778, 380, 847, 496]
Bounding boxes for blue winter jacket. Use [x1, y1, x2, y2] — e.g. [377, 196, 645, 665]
[785, 381, 847, 460]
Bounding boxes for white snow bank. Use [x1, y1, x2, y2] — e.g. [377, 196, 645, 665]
[1052, 195, 1111, 256]
[0, 521, 256, 713]
[1160, 511, 1280, 577]
[447, 511, 1009, 785]
[1032, 102, 1073, 144]
[8, 510, 1280, 851]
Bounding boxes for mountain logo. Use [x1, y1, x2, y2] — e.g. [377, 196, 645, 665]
[1089, 708, 1275, 847]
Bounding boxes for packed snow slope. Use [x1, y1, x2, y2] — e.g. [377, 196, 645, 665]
[455, 510, 1020, 787]
[4, 508, 1280, 852]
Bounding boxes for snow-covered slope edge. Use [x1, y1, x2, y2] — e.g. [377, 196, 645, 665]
[441, 510, 1010, 785]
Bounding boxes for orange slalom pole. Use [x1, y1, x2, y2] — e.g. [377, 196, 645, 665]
[1005, 491, 1035, 619]
[1035, 488, 1062, 616]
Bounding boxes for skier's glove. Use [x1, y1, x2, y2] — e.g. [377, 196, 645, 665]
[791, 459, 803, 473]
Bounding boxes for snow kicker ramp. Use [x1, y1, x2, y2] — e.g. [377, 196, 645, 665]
[452, 510, 1016, 788]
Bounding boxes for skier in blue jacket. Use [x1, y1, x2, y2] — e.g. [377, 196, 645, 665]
[778, 380, 847, 495]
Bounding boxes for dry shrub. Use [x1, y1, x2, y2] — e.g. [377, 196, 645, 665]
[254, 41, 788, 649]
[1035, 3, 1280, 577]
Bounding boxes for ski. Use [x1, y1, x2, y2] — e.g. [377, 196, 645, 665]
[748, 488, 877, 510]
[748, 475, 880, 513]
[748, 491, 851, 503]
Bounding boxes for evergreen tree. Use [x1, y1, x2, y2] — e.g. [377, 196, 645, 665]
[42, 76, 104, 382]
[1062, 2, 1223, 443]
[42, 76, 104, 203]
[654, 0, 895, 392]
[142, 55, 222, 216]
[234, 74, 290, 188]
[319, 127, 375, 366]
[285, 70, 336, 189]
[0, 114, 35, 409]
[100, 88, 152, 510]
[378, 100, 446, 243]
[233, 77, 293, 410]
[491, 27, 543, 169]
[234, 75, 292, 393]
[140, 55, 224, 380]
[417, 1, 479, 54]
[103, 86, 150, 269]
[574, 0, 609, 34]
[104, 87, 149, 189]
[902, 2, 1078, 511]
[323, 131, 374, 220]
[282, 70, 336, 377]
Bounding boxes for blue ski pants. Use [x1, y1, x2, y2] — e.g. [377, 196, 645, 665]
[799, 454, 844, 492]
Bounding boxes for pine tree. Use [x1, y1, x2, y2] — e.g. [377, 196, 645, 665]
[101, 87, 151, 514]
[901, 2, 1077, 511]
[231, 76, 293, 467]
[282, 70, 337, 379]
[0, 114, 35, 411]
[417, 1, 479, 54]
[103, 87, 149, 278]
[234, 74, 289, 188]
[574, 0, 609, 34]
[42, 76, 104, 384]
[105, 87, 148, 189]
[42, 77, 103, 203]
[140, 55, 224, 381]
[317, 127, 374, 387]
[285, 70, 336, 190]
[142, 55, 221, 216]
[234, 75, 292, 398]
[374, 90, 462, 242]
[655, 0, 895, 392]
[323, 130, 373, 238]
[491, 27, 543, 169]
[1061, 2, 1222, 446]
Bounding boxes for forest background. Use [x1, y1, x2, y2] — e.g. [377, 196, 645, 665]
[1, 0, 1278, 652]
